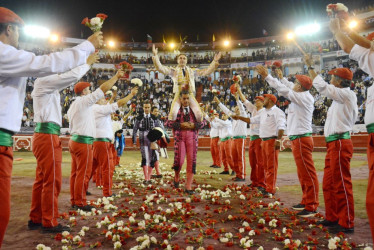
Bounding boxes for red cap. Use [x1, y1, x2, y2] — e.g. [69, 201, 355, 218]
[328, 68, 353, 80]
[74, 82, 91, 94]
[295, 75, 313, 90]
[272, 61, 282, 68]
[0, 7, 24, 26]
[255, 96, 265, 102]
[263, 94, 277, 104]
[367, 32, 374, 41]
[230, 84, 237, 95]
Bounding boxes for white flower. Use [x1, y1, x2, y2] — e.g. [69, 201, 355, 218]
[225, 200, 230, 205]
[150, 236, 157, 244]
[228, 215, 233, 220]
[239, 227, 245, 233]
[239, 194, 246, 200]
[364, 247, 373, 250]
[129, 216, 135, 223]
[258, 218, 265, 224]
[131, 78, 143, 87]
[186, 198, 191, 203]
[96, 222, 102, 228]
[328, 238, 337, 249]
[106, 231, 113, 238]
[284, 239, 291, 245]
[225, 232, 233, 239]
[144, 213, 151, 220]
[242, 221, 249, 227]
[90, 17, 102, 26]
[73, 235, 81, 242]
[78, 230, 85, 237]
[114, 241, 122, 249]
[220, 237, 229, 243]
[197, 247, 204, 250]
[69, 217, 75, 222]
[186, 247, 194, 250]
[295, 239, 301, 247]
[61, 239, 69, 244]
[272, 248, 280, 250]
[36, 244, 46, 250]
[257, 247, 264, 250]
[282, 227, 287, 234]
[269, 219, 278, 227]
[248, 230, 255, 236]
[336, 3, 348, 12]
[62, 246, 68, 250]
[112, 86, 117, 91]
[245, 239, 253, 248]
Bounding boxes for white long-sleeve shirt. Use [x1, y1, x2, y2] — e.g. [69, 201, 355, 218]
[265, 75, 314, 136]
[219, 100, 248, 137]
[67, 88, 104, 137]
[214, 118, 233, 139]
[93, 103, 119, 140]
[243, 100, 264, 136]
[349, 44, 374, 126]
[313, 75, 358, 137]
[0, 40, 94, 132]
[205, 114, 220, 137]
[250, 105, 286, 138]
[32, 64, 90, 126]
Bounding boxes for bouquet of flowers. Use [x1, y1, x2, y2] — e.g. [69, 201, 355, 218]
[232, 75, 242, 83]
[81, 13, 108, 33]
[118, 61, 134, 79]
[131, 78, 143, 87]
[326, 3, 349, 20]
[212, 89, 220, 95]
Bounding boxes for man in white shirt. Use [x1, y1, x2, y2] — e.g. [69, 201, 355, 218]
[307, 59, 357, 234]
[67, 70, 124, 211]
[28, 53, 98, 234]
[329, 17, 374, 240]
[92, 87, 137, 197]
[237, 86, 266, 190]
[0, 7, 102, 246]
[205, 112, 222, 169]
[257, 64, 319, 218]
[214, 95, 248, 181]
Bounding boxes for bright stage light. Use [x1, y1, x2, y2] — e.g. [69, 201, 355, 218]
[295, 23, 320, 36]
[223, 40, 230, 47]
[286, 32, 295, 40]
[108, 41, 115, 47]
[169, 43, 175, 49]
[49, 34, 59, 43]
[24, 25, 50, 38]
[349, 20, 358, 29]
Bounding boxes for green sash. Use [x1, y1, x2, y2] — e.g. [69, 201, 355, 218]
[262, 136, 277, 141]
[233, 135, 246, 140]
[250, 135, 260, 141]
[34, 122, 61, 135]
[71, 134, 94, 144]
[94, 138, 111, 142]
[289, 133, 312, 141]
[0, 128, 13, 147]
[220, 136, 231, 142]
[325, 131, 350, 143]
[367, 123, 374, 134]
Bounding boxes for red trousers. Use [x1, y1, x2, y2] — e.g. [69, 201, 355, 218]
[69, 140, 93, 206]
[323, 139, 354, 229]
[210, 137, 221, 167]
[232, 138, 246, 179]
[291, 137, 319, 211]
[261, 139, 279, 194]
[249, 138, 265, 188]
[30, 133, 62, 228]
[93, 141, 114, 197]
[220, 139, 234, 172]
[111, 144, 118, 167]
[0, 146, 13, 248]
[367, 133, 374, 241]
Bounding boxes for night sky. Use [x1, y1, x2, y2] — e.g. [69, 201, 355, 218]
[1, 0, 372, 42]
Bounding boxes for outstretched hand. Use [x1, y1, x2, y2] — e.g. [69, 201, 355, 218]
[87, 31, 104, 49]
[275, 69, 283, 79]
[87, 52, 100, 65]
[214, 52, 222, 61]
[115, 70, 125, 79]
[152, 44, 158, 56]
[329, 18, 341, 35]
[303, 53, 313, 67]
[131, 87, 139, 96]
[213, 96, 220, 103]
[256, 65, 268, 78]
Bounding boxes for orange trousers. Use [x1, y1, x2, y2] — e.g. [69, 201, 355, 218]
[30, 133, 62, 228]
[0, 146, 13, 248]
[93, 141, 114, 196]
[220, 139, 234, 172]
[291, 136, 319, 212]
[323, 139, 354, 229]
[249, 138, 265, 188]
[210, 137, 221, 167]
[111, 144, 118, 167]
[69, 140, 93, 207]
[232, 138, 246, 179]
[261, 139, 279, 194]
[367, 133, 374, 242]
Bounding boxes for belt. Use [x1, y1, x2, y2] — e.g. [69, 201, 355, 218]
[34, 122, 61, 135]
[211, 136, 219, 139]
[94, 138, 111, 142]
[233, 135, 246, 139]
[367, 123, 374, 134]
[289, 133, 312, 141]
[325, 131, 350, 143]
[0, 128, 14, 147]
[261, 136, 277, 141]
[220, 136, 231, 142]
[250, 135, 260, 141]
[71, 134, 94, 144]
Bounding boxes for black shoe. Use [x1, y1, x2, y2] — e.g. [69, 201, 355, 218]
[42, 224, 71, 234]
[329, 224, 354, 234]
[71, 205, 77, 209]
[143, 180, 151, 185]
[261, 190, 274, 197]
[76, 205, 94, 212]
[28, 220, 42, 230]
[86, 191, 92, 196]
[230, 171, 236, 176]
[173, 181, 180, 188]
[152, 174, 163, 178]
[316, 219, 339, 227]
[234, 177, 246, 182]
[247, 183, 254, 188]
[184, 189, 195, 195]
[209, 165, 215, 168]
[297, 209, 317, 218]
[257, 187, 266, 193]
[211, 165, 221, 168]
[292, 203, 305, 211]
[220, 171, 230, 175]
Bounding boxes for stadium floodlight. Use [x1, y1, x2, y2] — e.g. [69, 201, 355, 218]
[169, 42, 175, 49]
[49, 34, 59, 43]
[349, 20, 358, 29]
[286, 32, 295, 40]
[108, 40, 115, 47]
[223, 40, 230, 47]
[24, 25, 50, 38]
[295, 23, 321, 36]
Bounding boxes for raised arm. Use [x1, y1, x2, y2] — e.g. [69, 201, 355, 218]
[265, 74, 304, 106]
[312, 75, 351, 104]
[237, 83, 255, 113]
[117, 87, 138, 107]
[100, 70, 124, 93]
[151, 44, 173, 76]
[214, 96, 233, 116]
[329, 18, 355, 54]
[195, 52, 221, 76]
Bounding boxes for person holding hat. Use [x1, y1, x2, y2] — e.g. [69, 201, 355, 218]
[232, 92, 286, 196]
[306, 55, 357, 234]
[165, 89, 206, 195]
[0, 7, 103, 246]
[214, 94, 248, 182]
[205, 111, 222, 169]
[237, 84, 266, 190]
[257, 64, 319, 218]
[132, 100, 161, 184]
[92, 87, 138, 197]
[27, 53, 99, 234]
[67, 70, 124, 211]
